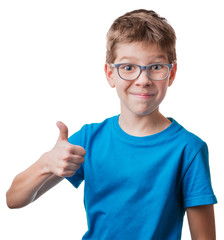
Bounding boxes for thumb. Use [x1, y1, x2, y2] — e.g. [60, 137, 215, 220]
[56, 121, 68, 141]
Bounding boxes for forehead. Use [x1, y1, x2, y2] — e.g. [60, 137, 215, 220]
[114, 42, 168, 63]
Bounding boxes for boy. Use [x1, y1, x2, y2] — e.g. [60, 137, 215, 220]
[6, 9, 217, 239]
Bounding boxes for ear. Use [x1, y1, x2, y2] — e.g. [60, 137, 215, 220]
[168, 62, 177, 87]
[105, 63, 115, 88]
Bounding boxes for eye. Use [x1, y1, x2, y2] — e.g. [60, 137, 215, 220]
[121, 64, 136, 71]
[150, 64, 163, 71]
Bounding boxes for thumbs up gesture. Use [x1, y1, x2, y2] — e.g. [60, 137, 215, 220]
[45, 121, 86, 178]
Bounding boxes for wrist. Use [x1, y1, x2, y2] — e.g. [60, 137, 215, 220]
[39, 151, 53, 176]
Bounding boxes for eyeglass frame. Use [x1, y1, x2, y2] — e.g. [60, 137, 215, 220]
[110, 62, 174, 81]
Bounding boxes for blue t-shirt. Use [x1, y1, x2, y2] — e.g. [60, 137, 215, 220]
[66, 115, 217, 240]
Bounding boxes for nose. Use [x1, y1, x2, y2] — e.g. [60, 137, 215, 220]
[134, 68, 152, 87]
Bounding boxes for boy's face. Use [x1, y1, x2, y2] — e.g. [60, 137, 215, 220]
[105, 42, 177, 117]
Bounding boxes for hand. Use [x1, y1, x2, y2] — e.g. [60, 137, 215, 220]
[44, 121, 86, 177]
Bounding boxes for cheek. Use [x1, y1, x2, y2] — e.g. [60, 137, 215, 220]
[116, 80, 131, 91]
[115, 81, 132, 99]
[156, 82, 169, 97]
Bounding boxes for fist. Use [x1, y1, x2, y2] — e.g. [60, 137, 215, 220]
[46, 121, 86, 178]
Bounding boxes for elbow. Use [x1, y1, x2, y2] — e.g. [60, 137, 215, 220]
[6, 191, 16, 209]
[7, 202, 17, 209]
[6, 190, 27, 209]
[6, 190, 18, 209]
[6, 198, 26, 209]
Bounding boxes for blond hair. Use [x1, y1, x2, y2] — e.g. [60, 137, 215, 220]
[106, 9, 176, 63]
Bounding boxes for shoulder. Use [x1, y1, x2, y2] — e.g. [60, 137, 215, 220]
[68, 115, 117, 144]
[171, 118, 207, 155]
[84, 115, 117, 133]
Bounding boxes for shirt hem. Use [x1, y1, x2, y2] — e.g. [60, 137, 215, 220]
[184, 195, 218, 209]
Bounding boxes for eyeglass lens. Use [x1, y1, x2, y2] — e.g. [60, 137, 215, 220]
[118, 64, 169, 81]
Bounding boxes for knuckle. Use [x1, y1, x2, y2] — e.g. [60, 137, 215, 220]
[66, 171, 76, 177]
[79, 157, 85, 164]
[74, 156, 85, 164]
[57, 168, 66, 177]
[67, 145, 74, 153]
[80, 148, 86, 156]
[74, 145, 86, 156]
[74, 164, 80, 171]
[58, 169, 75, 178]
[62, 152, 70, 161]
[61, 161, 69, 169]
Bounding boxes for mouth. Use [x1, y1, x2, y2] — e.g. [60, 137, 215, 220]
[130, 92, 155, 99]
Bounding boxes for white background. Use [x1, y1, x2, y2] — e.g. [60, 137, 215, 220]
[0, 0, 223, 239]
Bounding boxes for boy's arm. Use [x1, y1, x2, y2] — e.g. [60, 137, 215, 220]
[187, 204, 216, 240]
[6, 122, 85, 209]
[32, 173, 64, 201]
[6, 154, 62, 208]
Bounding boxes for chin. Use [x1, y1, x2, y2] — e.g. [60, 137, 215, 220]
[132, 106, 159, 117]
[133, 109, 155, 116]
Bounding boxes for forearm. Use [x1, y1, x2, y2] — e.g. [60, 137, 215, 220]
[6, 121, 85, 208]
[33, 173, 63, 201]
[6, 152, 52, 208]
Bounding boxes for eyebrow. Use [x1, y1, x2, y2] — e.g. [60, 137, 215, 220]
[118, 55, 168, 63]
[151, 55, 168, 62]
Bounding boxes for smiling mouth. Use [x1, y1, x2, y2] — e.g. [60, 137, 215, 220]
[130, 92, 155, 97]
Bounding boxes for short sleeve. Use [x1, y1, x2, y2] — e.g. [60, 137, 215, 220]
[182, 143, 217, 209]
[65, 125, 86, 188]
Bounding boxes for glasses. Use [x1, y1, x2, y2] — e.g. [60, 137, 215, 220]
[110, 63, 173, 81]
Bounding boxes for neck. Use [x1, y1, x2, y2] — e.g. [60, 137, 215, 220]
[118, 109, 171, 137]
